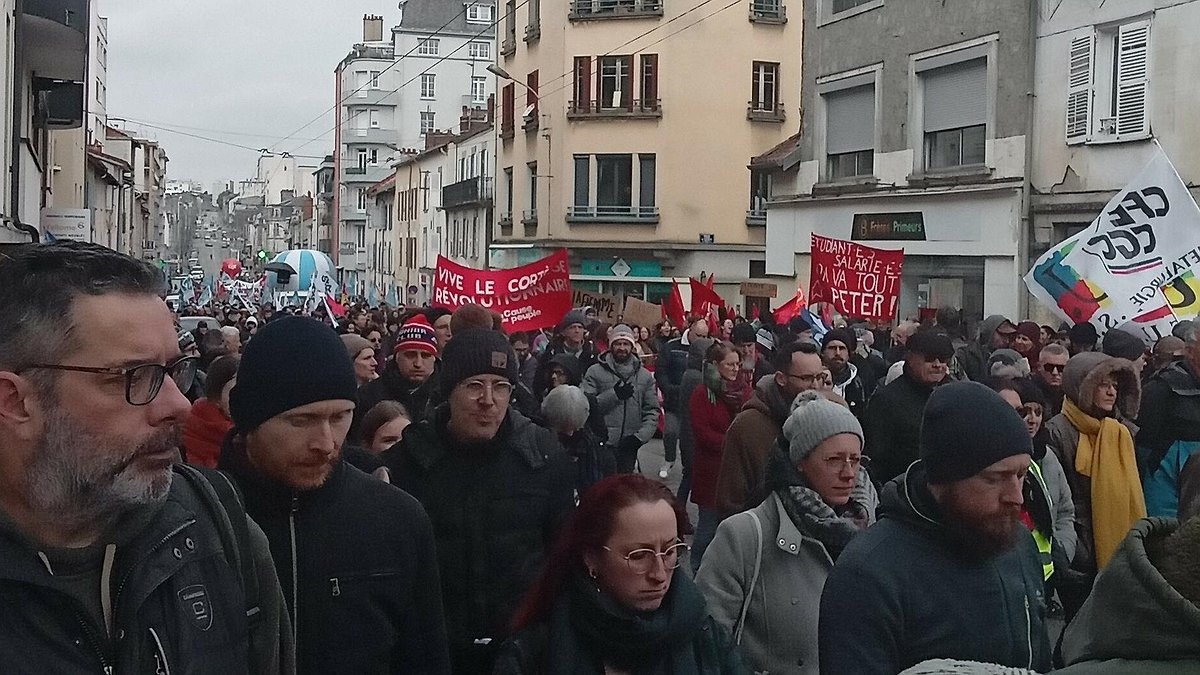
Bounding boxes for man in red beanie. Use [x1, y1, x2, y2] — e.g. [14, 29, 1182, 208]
[352, 313, 441, 442]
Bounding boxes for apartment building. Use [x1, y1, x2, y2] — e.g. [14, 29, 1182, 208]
[763, 0, 1035, 322]
[492, 0, 800, 306]
[1028, 0, 1200, 326]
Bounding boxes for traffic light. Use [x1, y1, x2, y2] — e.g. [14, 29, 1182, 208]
[258, 250, 268, 261]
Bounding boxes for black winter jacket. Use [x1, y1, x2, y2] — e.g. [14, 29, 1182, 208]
[864, 371, 943, 484]
[0, 469, 292, 674]
[1137, 361, 1200, 478]
[221, 446, 449, 674]
[383, 407, 575, 674]
[351, 358, 438, 442]
[656, 336, 692, 411]
[819, 463, 1052, 674]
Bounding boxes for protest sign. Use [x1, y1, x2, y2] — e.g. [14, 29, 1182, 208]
[1025, 148, 1200, 342]
[433, 249, 572, 332]
[809, 234, 904, 321]
[623, 297, 663, 329]
[572, 288, 624, 323]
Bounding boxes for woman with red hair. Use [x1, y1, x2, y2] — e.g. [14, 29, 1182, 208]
[494, 474, 749, 674]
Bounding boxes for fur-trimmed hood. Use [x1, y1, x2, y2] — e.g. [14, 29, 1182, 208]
[1062, 351, 1141, 419]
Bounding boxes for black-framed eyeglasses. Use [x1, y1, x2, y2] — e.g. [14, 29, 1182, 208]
[783, 372, 823, 386]
[23, 356, 199, 406]
[603, 542, 690, 574]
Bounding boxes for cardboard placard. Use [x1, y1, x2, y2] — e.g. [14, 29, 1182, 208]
[623, 297, 663, 329]
[571, 288, 624, 323]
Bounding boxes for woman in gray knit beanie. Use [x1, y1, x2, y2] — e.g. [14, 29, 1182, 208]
[695, 390, 878, 675]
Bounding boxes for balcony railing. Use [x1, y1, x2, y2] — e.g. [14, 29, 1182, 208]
[750, 0, 787, 22]
[746, 208, 767, 226]
[568, 99, 662, 120]
[747, 102, 786, 122]
[570, 0, 663, 19]
[521, 209, 538, 224]
[567, 204, 660, 224]
[442, 176, 494, 210]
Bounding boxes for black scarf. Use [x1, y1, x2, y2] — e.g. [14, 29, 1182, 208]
[547, 572, 709, 675]
[763, 445, 874, 560]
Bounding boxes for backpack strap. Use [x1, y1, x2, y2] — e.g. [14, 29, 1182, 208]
[173, 464, 262, 627]
[733, 508, 764, 646]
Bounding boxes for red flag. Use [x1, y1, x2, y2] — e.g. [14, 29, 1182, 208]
[706, 274, 716, 290]
[773, 287, 808, 325]
[325, 294, 347, 318]
[689, 277, 724, 317]
[751, 304, 761, 321]
[663, 280, 686, 329]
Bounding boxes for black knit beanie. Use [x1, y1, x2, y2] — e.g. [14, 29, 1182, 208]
[920, 381, 1032, 484]
[822, 328, 858, 352]
[440, 328, 519, 398]
[229, 316, 358, 432]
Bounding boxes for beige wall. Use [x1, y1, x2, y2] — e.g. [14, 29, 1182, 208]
[496, 1, 801, 254]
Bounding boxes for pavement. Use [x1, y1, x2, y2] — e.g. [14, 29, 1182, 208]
[634, 437, 701, 572]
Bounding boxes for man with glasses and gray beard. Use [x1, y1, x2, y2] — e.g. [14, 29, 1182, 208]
[0, 242, 292, 674]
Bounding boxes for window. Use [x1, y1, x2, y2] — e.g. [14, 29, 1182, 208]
[470, 76, 487, 104]
[354, 71, 369, 97]
[468, 41, 491, 59]
[471, 216, 478, 257]
[418, 38, 439, 55]
[527, 0, 541, 36]
[369, 148, 379, 165]
[466, 3, 494, 23]
[573, 155, 590, 208]
[922, 58, 987, 169]
[420, 111, 435, 135]
[420, 73, 436, 99]
[599, 56, 632, 110]
[749, 169, 771, 215]
[638, 154, 656, 208]
[640, 54, 659, 109]
[356, 188, 367, 212]
[504, 0, 516, 46]
[573, 57, 593, 111]
[832, 0, 875, 13]
[369, 71, 381, 89]
[368, 109, 380, 128]
[525, 70, 539, 119]
[357, 149, 368, 171]
[751, 62, 779, 112]
[825, 84, 875, 179]
[501, 83, 515, 136]
[527, 162, 538, 220]
[1066, 20, 1150, 143]
[503, 166, 514, 217]
[571, 0, 663, 19]
[597, 154, 633, 209]
[751, 0, 785, 21]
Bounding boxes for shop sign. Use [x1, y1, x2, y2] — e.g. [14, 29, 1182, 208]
[739, 282, 778, 298]
[851, 212, 926, 241]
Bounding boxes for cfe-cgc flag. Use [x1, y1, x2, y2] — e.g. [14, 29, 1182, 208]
[809, 234, 904, 322]
[432, 249, 572, 332]
[1024, 147, 1200, 342]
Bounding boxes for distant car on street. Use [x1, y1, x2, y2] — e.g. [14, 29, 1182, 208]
[177, 316, 212, 333]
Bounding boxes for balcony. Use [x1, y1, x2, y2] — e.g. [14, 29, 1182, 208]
[746, 208, 767, 226]
[348, 126, 399, 146]
[521, 209, 538, 225]
[342, 164, 391, 184]
[356, 246, 369, 272]
[339, 205, 368, 223]
[524, 22, 541, 42]
[567, 205, 660, 224]
[349, 88, 398, 106]
[501, 37, 516, 57]
[567, 99, 662, 120]
[570, 0, 663, 20]
[498, 212, 514, 237]
[339, 241, 357, 257]
[141, 239, 157, 252]
[750, 0, 787, 23]
[442, 176, 494, 210]
[747, 102, 786, 123]
[23, 0, 88, 81]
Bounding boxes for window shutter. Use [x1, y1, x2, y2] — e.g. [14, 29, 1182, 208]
[527, 70, 539, 112]
[624, 56, 635, 112]
[922, 58, 987, 133]
[574, 56, 591, 110]
[825, 85, 875, 155]
[751, 64, 761, 108]
[1116, 20, 1150, 137]
[1066, 32, 1094, 143]
[641, 54, 658, 109]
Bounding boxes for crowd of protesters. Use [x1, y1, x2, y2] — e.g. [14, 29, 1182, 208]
[2, 240, 1199, 675]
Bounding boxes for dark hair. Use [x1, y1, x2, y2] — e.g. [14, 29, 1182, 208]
[510, 474, 690, 632]
[0, 242, 165, 375]
[424, 307, 452, 325]
[772, 339, 819, 371]
[509, 331, 531, 346]
[360, 400, 411, 447]
[451, 303, 495, 335]
[205, 355, 241, 401]
[935, 306, 962, 338]
[706, 340, 737, 364]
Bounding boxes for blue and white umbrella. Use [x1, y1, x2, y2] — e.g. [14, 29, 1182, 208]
[266, 249, 335, 292]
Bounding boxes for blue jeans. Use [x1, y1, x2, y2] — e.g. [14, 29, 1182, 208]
[691, 506, 723, 574]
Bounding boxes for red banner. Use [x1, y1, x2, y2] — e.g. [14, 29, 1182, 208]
[431, 249, 572, 332]
[809, 234, 904, 321]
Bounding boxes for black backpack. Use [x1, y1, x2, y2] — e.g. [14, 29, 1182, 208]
[172, 464, 261, 627]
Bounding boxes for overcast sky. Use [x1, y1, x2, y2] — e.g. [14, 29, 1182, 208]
[103, 0, 398, 185]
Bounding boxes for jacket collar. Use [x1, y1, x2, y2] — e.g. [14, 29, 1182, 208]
[770, 494, 807, 557]
[402, 406, 547, 472]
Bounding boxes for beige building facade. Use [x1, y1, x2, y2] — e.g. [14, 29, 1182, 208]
[492, 0, 800, 308]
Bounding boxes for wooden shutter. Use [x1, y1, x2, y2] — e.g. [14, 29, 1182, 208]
[527, 70, 539, 114]
[1116, 20, 1150, 137]
[574, 56, 591, 112]
[1066, 32, 1094, 144]
[751, 63, 761, 109]
[502, 83, 515, 132]
[641, 54, 659, 110]
[623, 56, 634, 112]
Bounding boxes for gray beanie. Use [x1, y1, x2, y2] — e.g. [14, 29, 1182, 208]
[781, 391, 863, 463]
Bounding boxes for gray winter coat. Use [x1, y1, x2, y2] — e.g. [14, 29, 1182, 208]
[1058, 518, 1200, 673]
[697, 476, 878, 675]
[582, 352, 660, 445]
[1034, 445, 1077, 563]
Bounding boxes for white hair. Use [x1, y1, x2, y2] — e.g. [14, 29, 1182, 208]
[541, 385, 590, 432]
[220, 325, 240, 339]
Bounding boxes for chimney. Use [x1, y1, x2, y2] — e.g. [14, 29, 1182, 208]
[424, 130, 455, 151]
[363, 14, 384, 43]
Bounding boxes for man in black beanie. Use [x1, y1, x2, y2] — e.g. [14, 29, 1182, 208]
[383, 329, 575, 675]
[220, 316, 450, 674]
[821, 328, 869, 418]
[820, 381, 1051, 674]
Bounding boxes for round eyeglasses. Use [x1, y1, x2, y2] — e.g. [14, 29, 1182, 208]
[603, 542, 690, 574]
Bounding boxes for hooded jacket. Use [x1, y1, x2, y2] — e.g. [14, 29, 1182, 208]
[351, 357, 438, 442]
[581, 352, 660, 445]
[818, 463, 1052, 675]
[713, 377, 793, 515]
[1058, 518, 1200, 673]
[863, 370, 943, 485]
[956, 315, 1009, 382]
[220, 443, 449, 674]
[1138, 360, 1200, 480]
[183, 397, 234, 469]
[0, 469, 293, 675]
[382, 407, 575, 673]
[830, 362, 869, 419]
[1045, 353, 1141, 576]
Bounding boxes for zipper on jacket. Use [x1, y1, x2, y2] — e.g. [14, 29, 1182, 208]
[289, 496, 300, 643]
[330, 577, 340, 597]
[73, 612, 113, 675]
[1024, 595, 1033, 669]
[111, 521, 196, 622]
[148, 626, 171, 675]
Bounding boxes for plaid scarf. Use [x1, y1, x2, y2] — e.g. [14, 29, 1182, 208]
[764, 446, 874, 560]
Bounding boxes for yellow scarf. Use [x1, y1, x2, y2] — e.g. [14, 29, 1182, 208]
[1062, 398, 1146, 569]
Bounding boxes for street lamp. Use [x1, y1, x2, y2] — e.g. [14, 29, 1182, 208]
[487, 64, 539, 100]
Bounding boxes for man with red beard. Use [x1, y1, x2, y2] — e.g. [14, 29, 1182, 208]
[0, 242, 291, 673]
[221, 316, 449, 673]
[818, 381, 1051, 674]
